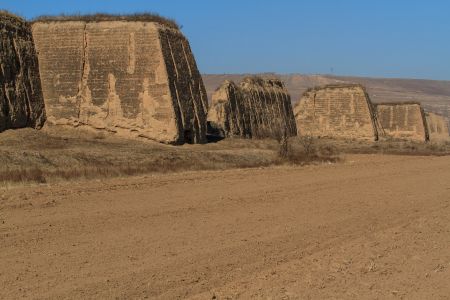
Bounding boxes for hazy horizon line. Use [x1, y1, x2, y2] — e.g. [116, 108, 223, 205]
[201, 73, 450, 82]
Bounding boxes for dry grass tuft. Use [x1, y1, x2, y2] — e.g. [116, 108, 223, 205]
[278, 135, 341, 165]
[0, 168, 46, 184]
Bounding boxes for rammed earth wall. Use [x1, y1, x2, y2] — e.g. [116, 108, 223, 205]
[294, 84, 379, 140]
[425, 112, 449, 141]
[32, 20, 207, 144]
[208, 77, 297, 139]
[0, 12, 45, 132]
[376, 103, 429, 142]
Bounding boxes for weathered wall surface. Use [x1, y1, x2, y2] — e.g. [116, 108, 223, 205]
[32, 21, 207, 144]
[208, 77, 297, 139]
[0, 13, 45, 132]
[376, 103, 429, 142]
[425, 112, 449, 141]
[293, 84, 378, 140]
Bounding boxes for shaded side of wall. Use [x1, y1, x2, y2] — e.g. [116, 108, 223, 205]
[207, 81, 242, 137]
[0, 14, 45, 132]
[376, 103, 429, 142]
[208, 77, 297, 139]
[294, 85, 378, 140]
[159, 26, 208, 144]
[32, 21, 206, 144]
[425, 112, 449, 141]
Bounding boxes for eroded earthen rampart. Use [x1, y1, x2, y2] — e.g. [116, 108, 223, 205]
[32, 18, 207, 144]
[0, 12, 45, 132]
[425, 112, 449, 141]
[376, 102, 429, 142]
[207, 77, 297, 139]
[293, 84, 379, 140]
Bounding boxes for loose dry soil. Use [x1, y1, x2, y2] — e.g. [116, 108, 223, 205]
[1, 154, 450, 299]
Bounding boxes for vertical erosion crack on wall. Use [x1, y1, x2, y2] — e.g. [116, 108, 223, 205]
[172, 80, 184, 128]
[139, 78, 155, 126]
[106, 73, 123, 124]
[364, 91, 380, 140]
[199, 82, 207, 115]
[77, 24, 93, 124]
[12, 36, 33, 124]
[181, 42, 193, 77]
[166, 36, 179, 79]
[189, 83, 202, 143]
[127, 32, 136, 75]
[27, 68, 34, 95]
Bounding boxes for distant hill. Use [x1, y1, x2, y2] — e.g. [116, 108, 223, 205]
[202, 74, 450, 121]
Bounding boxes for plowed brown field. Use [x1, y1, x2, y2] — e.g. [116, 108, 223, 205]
[1, 154, 449, 299]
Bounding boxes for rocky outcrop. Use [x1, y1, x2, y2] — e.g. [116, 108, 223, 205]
[207, 77, 297, 139]
[425, 112, 449, 141]
[376, 103, 429, 142]
[0, 12, 45, 132]
[294, 84, 379, 140]
[32, 16, 207, 144]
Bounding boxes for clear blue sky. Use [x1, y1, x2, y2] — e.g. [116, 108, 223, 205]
[2, 0, 450, 80]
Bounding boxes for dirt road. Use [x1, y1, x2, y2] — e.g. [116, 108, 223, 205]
[1, 154, 450, 299]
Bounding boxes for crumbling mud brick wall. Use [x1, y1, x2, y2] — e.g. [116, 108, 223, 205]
[32, 16, 207, 144]
[293, 84, 379, 140]
[425, 112, 449, 141]
[0, 12, 45, 132]
[376, 102, 429, 142]
[207, 77, 297, 139]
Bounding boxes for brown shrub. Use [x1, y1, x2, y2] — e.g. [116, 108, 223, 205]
[278, 136, 340, 165]
[0, 168, 46, 184]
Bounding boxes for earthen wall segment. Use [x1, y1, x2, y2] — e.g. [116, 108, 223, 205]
[425, 112, 449, 141]
[376, 102, 429, 142]
[293, 84, 378, 140]
[0, 12, 45, 132]
[32, 19, 207, 144]
[208, 77, 297, 139]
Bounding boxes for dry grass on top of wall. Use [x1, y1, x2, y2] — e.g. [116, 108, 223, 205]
[31, 13, 180, 29]
[301, 83, 367, 97]
[375, 101, 422, 106]
[0, 10, 26, 25]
